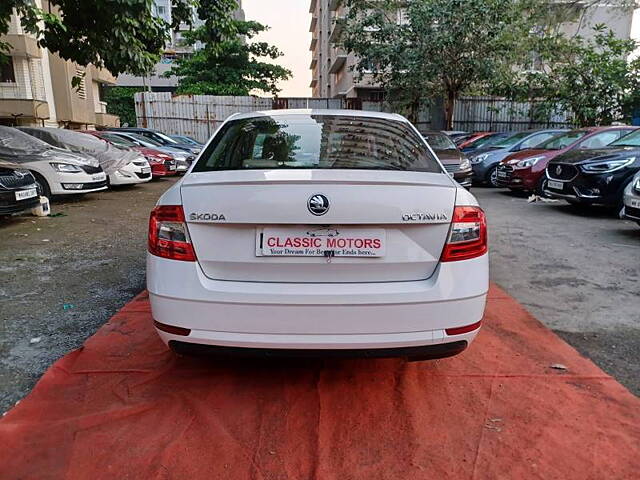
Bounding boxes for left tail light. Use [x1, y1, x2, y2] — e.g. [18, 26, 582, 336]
[441, 206, 488, 262]
[148, 205, 196, 261]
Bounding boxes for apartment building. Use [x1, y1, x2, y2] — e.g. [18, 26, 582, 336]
[309, 0, 639, 100]
[309, 0, 382, 101]
[0, 1, 119, 128]
[117, 0, 245, 91]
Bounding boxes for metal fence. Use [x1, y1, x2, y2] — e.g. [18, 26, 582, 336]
[134, 92, 571, 143]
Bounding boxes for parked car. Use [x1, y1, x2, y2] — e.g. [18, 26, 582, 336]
[469, 129, 568, 187]
[497, 126, 638, 195]
[147, 110, 488, 359]
[106, 127, 201, 156]
[84, 131, 178, 178]
[543, 127, 640, 209]
[622, 171, 640, 226]
[442, 130, 469, 142]
[0, 161, 41, 216]
[19, 127, 151, 187]
[104, 131, 192, 173]
[459, 132, 512, 153]
[169, 134, 203, 147]
[0, 126, 107, 198]
[423, 131, 472, 188]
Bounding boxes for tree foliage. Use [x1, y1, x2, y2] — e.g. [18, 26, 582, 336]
[102, 87, 144, 127]
[0, 0, 237, 76]
[167, 18, 291, 96]
[341, 0, 638, 128]
[504, 26, 640, 126]
[342, 0, 543, 127]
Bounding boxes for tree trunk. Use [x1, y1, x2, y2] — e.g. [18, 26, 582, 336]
[444, 89, 457, 130]
[408, 96, 421, 124]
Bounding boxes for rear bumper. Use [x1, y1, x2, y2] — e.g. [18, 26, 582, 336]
[168, 339, 469, 360]
[147, 253, 488, 351]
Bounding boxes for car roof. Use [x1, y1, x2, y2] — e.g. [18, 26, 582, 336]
[227, 109, 409, 123]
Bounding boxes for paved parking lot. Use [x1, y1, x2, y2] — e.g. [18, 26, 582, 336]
[475, 188, 640, 393]
[0, 181, 638, 413]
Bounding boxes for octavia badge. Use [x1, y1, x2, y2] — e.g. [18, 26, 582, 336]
[556, 165, 562, 176]
[308, 194, 330, 216]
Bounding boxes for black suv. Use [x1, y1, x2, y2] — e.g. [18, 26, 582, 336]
[545, 129, 640, 208]
[0, 166, 41, 215]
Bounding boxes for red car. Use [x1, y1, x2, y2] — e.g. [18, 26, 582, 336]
[83, 131, 178, 178]
[495, 126, 638, 194]
[456, 132, 495, 150]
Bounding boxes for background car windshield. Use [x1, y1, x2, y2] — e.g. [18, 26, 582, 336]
[423, 132, 457, 150]
[536, 130, 588, 150]
[150, 131, 179, 145]
[193, 114, 441, 173]
[101, 134, 136, 147]
[491, 131, 532, 149]
[610, 129, 640, 147]
[128, 134, 162, 148]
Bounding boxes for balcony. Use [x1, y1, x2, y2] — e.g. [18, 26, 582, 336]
[1, 34, 41, 58]
[309, 15, 318, 33]
[310, 78, 317, 88]
[95, 112, 120, 127]
[310, 57, 317, 69]
[309, 36, 317, 51]
[90, 65, 117, 85]
[0, 98, 49, 120]
[329, 0, 343, 11]
[329, 52, 348, 74]
[309, 0, 317, 13]
[329, 17, 345, 43]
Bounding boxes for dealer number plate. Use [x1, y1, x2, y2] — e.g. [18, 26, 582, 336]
[630, 199, 640, 208]
[257, 227, 386, 257]
[548, 180, 564, 191]
[15, 188, 37, 201]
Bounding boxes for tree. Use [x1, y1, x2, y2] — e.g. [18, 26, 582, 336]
[167, 18, 291, 96]
[103, 87, 144, 127]
[342, 0, 542, 128]
[508, 26, 640, 126]
[0, 0, 237, 77]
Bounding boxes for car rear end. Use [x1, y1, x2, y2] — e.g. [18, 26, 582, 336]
[147, 111, 488, 359]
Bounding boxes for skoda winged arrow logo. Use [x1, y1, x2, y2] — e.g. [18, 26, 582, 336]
[308, 194, 330, 216]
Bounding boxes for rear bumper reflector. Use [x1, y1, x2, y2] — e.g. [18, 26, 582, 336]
[445, 320, 482, 336]
[154, 320, 191, 336]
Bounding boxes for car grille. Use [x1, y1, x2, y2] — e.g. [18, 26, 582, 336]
[135, 171, 151, 179]
[626, 205, 640, 219]
[547, 163, 578, 181]
[80, 164, 103, 174]
[443, 164, 460, 173]
[495, 164, 513, 185]
[0, 170, 36, 189]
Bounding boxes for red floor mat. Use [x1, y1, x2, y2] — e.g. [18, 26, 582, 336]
[1, 285, 638, 479]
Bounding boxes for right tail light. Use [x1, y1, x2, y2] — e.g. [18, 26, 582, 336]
[148, 205, 196, 261]
[441, 206, 487, 262]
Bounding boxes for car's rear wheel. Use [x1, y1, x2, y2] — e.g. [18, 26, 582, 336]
[32, 172, 51, 198]
[486, 166, 499, 187]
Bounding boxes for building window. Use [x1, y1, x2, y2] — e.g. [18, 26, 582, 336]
[0, 59, 16, 83]
[158, 6, 166, 15]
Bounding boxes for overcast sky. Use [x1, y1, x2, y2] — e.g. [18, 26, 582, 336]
[242, 0, 312, 97]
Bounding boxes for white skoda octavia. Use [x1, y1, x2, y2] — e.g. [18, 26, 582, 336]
[147, 110, 488, 360]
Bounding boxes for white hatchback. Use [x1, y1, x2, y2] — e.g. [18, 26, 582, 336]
[147, 110, 489, 360]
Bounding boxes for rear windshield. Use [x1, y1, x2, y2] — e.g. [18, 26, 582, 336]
[193, 114, 441, 173]
[536, 130, 588, 150]
[491, 131, 532, 149]
[423, 132, 457, 150]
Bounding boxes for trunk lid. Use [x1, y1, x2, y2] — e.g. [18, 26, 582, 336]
[181, 170, 456, 283]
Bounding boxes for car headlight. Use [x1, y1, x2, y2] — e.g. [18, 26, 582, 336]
[459, 158, 471, 170]
[515, 156, 545, 169]
[50, 162, 83, 173]
[581, 157, 635, 173]
[470, 153, 490, 164]
[634, 177, 640, 191]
